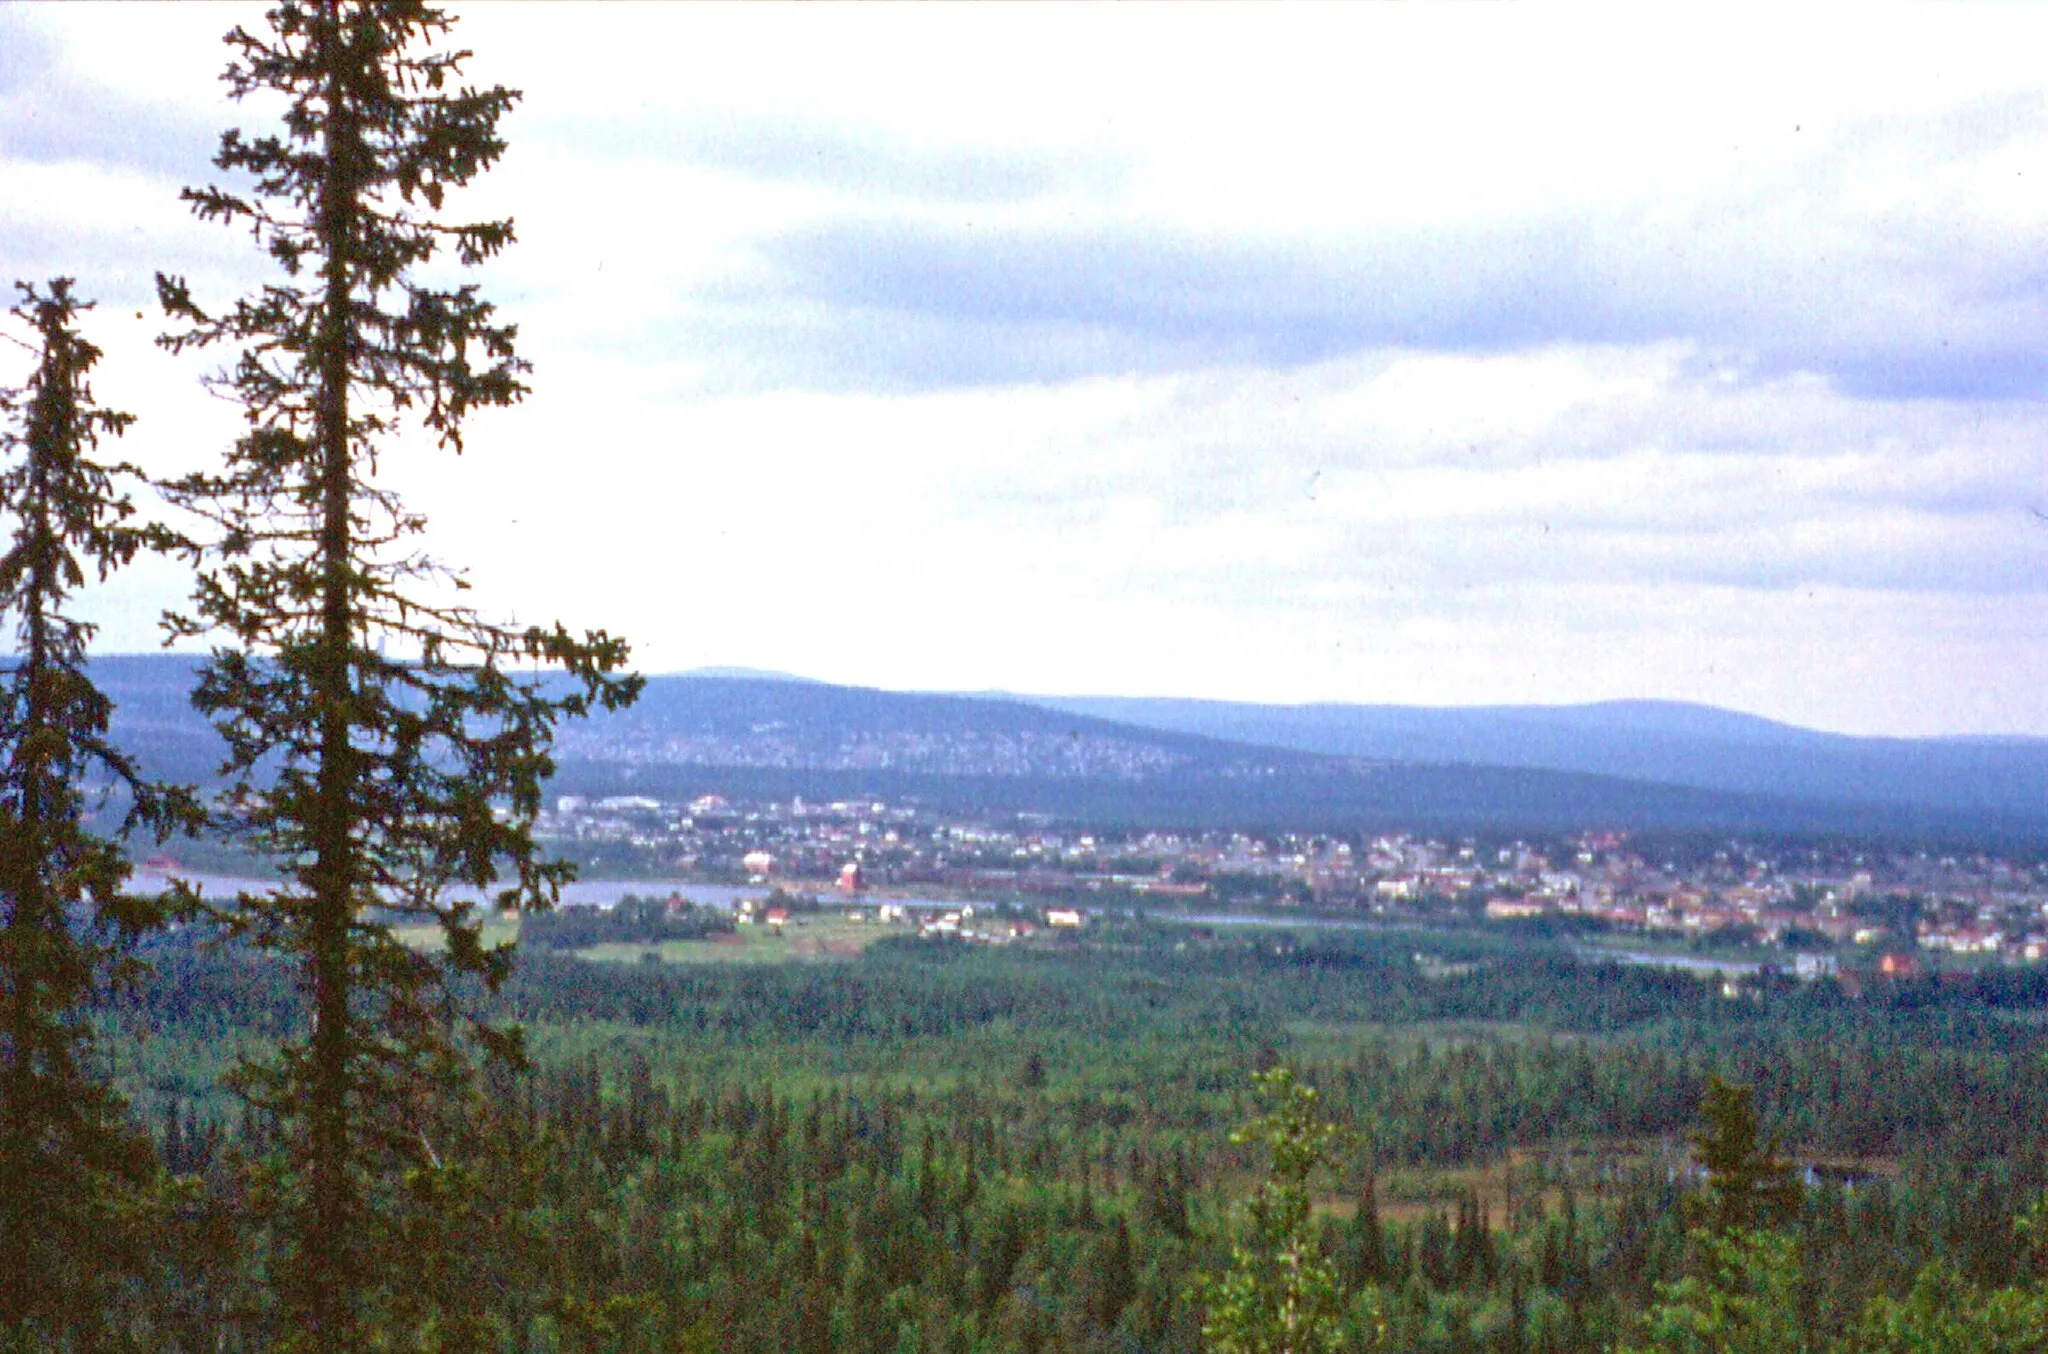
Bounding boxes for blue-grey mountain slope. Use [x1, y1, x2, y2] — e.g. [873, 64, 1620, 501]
[83, 655, 2048, 838]
[1020, 694, 2048, 822]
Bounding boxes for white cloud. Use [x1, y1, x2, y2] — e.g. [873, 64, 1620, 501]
[6, 3, 2048, 735]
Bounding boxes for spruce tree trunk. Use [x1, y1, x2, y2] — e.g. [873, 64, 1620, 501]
[306, 2, 358, 1337]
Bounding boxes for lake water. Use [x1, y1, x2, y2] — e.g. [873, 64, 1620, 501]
[1572, 946, 1765, 976]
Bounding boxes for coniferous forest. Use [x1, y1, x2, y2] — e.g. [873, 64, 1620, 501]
[5, 4, 2048, 1352]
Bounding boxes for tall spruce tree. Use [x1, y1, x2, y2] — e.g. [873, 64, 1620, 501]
[156, 3, 637, 1346]
[1690, 1074, 1802, 1235]
[0, 278, 192, 1346]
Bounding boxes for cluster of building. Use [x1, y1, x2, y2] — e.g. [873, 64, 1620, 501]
[724, 885, 1083, 945]
[554, 725, 1192, 779]
[540, 794, 2048, 964]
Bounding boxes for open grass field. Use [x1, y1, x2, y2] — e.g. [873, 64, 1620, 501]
[393, 908, 909, 964]
[576, 911, 902, 965]
[390, 912, 521, 951]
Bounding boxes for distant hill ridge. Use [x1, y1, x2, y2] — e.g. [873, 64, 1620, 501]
[1016, 693, 2048, 822]
[73, 654, 2048, 837]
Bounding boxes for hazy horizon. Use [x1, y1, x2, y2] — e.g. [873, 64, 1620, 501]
[78, 649, 2048, 744]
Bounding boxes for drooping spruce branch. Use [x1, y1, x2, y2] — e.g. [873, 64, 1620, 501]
[0, 278, 196, 1345]
[157, 3, 638, 1346]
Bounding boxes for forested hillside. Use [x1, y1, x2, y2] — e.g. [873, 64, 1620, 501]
[103, 919, 2048, 1351]
[92, 655, 2048, 840]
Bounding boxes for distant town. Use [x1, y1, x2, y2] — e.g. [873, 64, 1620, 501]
[541, 791, 2048, 970]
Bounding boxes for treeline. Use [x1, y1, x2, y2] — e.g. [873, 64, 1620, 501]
[67, 897, 2048, 1348]
[117, 923, 2048, 1170]
[117, 977, 2048, 1351]
[521, 896, 737, 952]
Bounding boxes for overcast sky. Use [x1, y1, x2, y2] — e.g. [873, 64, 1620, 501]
[5, 5, 2048, 735]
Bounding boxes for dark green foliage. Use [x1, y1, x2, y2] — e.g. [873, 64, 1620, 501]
[1623, 1228, 1810, 1354]
[1689, 1075, 1803, 1234]
[521, 896, 734, 951]
[76, 922, 2048, 1351]
[155, 2, 636, 1345]
[0, 279, 193, 1347]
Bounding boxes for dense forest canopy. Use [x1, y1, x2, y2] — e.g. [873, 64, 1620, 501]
[94, 918, 2048, 1351]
